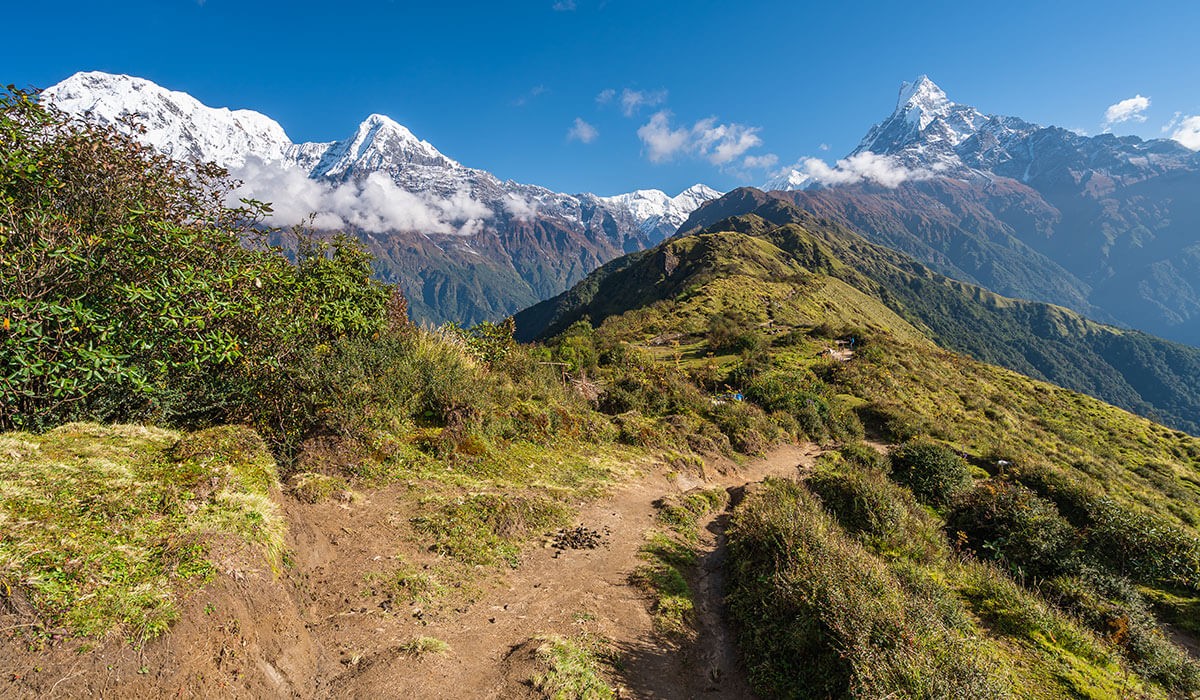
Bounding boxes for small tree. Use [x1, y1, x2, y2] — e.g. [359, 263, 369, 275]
[889, 439, 973, 507]
[0, 87, 389, 431]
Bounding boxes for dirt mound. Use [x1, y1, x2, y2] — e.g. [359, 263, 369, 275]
[1, 541, 317, 699]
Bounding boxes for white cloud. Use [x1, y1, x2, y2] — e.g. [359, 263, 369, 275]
[1169, 115, 1200, 150]
[636, 110, 764, 166]
[779, 151, 936, 189]
[502, 194, 538, 222]
[637, 111, 692, 163]
[692, 118, 762, 165]
[232, 158, 492, 236]
[742, 153, 779, 170]
[620, 88, 667, 117]
[552, 0, 576, 10]
[818, 143, 830, 151]
[567, 117, 599, 143]
[595, 88, 615, 104]
[1104, 94, 1151, 126]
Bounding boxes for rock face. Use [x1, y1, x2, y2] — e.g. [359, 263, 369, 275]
[44, 71, 720, 325]
[757, 76, 1200, 346]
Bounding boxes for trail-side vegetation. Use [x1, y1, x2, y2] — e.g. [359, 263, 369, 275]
[516, 216, 1200, 697]
[0, 423, 284, 642]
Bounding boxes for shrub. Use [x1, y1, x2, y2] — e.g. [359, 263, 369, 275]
[707, 309, 760, 353]
[808, 466, 944, 563]
[0, 88, 389, 432]
[706, 401, 780, 455]
[1017, 466, 1200, 591]
[726, 479, 1003, 699]
[946, 481, 1074, 579]
[889, 440, 973, 508]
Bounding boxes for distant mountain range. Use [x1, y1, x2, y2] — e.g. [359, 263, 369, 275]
[44, 72, 1200, 345]
[755, 76, 1200, 346]
[44, 72, 720, 324]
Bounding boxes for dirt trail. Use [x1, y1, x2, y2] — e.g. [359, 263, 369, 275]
[0, 444, 821, 699]
[317, 443, 822, 699]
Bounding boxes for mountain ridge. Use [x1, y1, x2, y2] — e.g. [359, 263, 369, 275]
[756, 76, 1200, 346]
[42, 71, 721, 325]
[521, 202, 1200, 435]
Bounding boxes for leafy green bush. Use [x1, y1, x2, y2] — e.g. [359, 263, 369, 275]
[707, 309, 762, 353]
[808, 466, 943, 563]
[889, 440, 973, 508]
[1017, 466, 1200, 591]
[0, 88, 389, 432]
[946, 481, 1074, 579]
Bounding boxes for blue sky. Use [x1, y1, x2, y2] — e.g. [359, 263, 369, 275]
[5, 0, 1199, 195]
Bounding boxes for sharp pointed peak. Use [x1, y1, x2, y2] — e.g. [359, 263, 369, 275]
[679, 183, 721, 197]
[895, 75, 951, 113]
[356, 113, 416, 137]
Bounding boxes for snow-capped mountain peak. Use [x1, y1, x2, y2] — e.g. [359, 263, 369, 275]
[597, 184, 723, 236]
[42, 70, 720, 248]
[765, 75, 1200, 193]
[306, 112, 459, 180]
[895, 75, 953, 129]
[42, 71, 294, 168]
[854, 76, 988, 167]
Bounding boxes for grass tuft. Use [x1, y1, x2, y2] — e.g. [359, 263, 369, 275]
[531, 634, 615, 700]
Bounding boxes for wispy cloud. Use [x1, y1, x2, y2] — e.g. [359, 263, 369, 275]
[1165, 113, 1200, 150]
[552, 0, 576, 10]
[502, 193, 538, 222]
[742, 153, 779, 170]
[636, 110, 763, 166]
[233, 159, 493, 236]
[567, 117, 599, 143]
[775, 151, 939, 189]
[1103, 94, 1151, 127]
[512, 85, 548, 107]
[619, 88, 667, 117]
[595, 88, 616, 105]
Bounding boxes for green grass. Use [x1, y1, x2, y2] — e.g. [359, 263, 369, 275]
[726, 478, 1172, 699]
[655, 487, 728, 542]
[289, 471, 349, 503]
[530, 634, 616, 700]
[631, 532, 698, 637]
[630, 488, 729, 637]
[0, 423, 285, 642]
[398, 635, 451, 657]
[512, 212, 1200, 696]
[411, 491, 573, 568]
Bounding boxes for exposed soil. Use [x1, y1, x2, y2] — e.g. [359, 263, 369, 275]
[0, 443, 822, 699]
